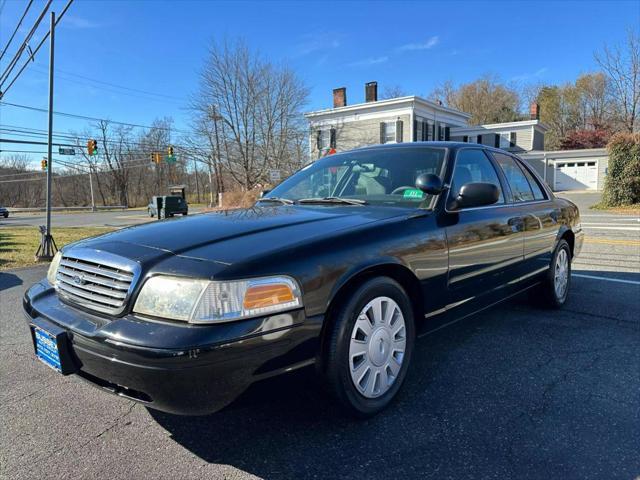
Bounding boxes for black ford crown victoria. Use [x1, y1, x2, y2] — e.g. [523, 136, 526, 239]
[24, 143, 583, 417]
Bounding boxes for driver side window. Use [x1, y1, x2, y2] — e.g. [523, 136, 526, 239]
[449, 149, 504, 208]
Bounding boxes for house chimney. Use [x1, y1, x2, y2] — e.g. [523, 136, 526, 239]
[365, 81, 378, 102]
[530, 103, 540, 120]
[333, 87, 347, 108]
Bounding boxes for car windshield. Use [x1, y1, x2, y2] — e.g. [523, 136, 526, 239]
[265, 147, 447, 208]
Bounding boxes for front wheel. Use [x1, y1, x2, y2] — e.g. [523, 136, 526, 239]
[324, 277, 415, 417]
[538, 239, 572, 308]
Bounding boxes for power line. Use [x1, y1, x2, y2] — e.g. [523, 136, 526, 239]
[0, 0, 73, 99]
[28, 63, 186, 102]
[0, 0, 34, 61]
[0, 0, 53, 86]
[0, 100, 192, 134]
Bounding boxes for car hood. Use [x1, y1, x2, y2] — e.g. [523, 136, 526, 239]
[71, 205, 412, 265]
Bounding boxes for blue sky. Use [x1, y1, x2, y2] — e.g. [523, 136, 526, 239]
[1, 0, 638, 165]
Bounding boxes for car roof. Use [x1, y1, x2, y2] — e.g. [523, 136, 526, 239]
[343, 141, 514, 156]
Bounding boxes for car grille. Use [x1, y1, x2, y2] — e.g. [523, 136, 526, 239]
[56, 253, 138, 316]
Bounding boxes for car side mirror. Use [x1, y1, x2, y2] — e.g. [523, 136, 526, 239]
[453, 182, 500, 209]
[260, 189, 271, 198]
[415, 173, 444, 195]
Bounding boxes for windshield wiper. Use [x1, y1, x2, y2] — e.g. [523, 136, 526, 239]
[298, 197, 367, 205]
[256, 197, 295, 205]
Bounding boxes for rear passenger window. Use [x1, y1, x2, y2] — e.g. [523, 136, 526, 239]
[449, 149, 504, 207]
[492, 153, 535, 202]
[518, 162, 546, 200]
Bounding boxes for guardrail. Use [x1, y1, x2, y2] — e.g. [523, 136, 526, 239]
[6, 206, 128, 213]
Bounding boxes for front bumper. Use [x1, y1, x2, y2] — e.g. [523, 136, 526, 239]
[23, 281, 322, 415]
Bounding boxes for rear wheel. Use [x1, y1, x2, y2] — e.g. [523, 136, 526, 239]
[324, 277, 415, 417]
[148, 208, 154, 217]
[538, 239, 571, 308]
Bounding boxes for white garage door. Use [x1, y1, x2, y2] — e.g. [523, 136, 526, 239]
[554, 161, 598, 191]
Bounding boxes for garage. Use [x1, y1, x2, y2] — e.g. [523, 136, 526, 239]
[554, 160, 598, 191]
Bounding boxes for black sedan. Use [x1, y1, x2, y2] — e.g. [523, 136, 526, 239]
[23, 143, 583, 417]
[0, 206, 8, 218]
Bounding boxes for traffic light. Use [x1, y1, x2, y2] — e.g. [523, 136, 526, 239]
[87, 139, 98, 156]
[41, 159, 47, 170]
[167, 145, 174, 157]
[150, 152, 161, 164]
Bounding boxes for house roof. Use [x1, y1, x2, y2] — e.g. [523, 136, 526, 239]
[304, 95, 472, 120]
[451, 119, 548, 135]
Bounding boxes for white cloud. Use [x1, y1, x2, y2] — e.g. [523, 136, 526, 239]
[61, 15, 101, 29]
[348, 56, 389, 67]
[398, 36, 439, 52]
[510, 67, 548, 82]
[294, 32, 342, 57]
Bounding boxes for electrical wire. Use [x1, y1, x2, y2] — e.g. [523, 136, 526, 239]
[0, 100, 192, 134]
[0, 0, 34, 61]
[0, 0, 74, 98]
[0, 0, 53, 86]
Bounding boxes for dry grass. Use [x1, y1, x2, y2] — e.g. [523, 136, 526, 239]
[0, 227, 116, 270]
[590, 203, 640, 215]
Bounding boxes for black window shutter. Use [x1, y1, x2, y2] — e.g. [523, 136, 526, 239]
[494, 134, 500, 148]
[316, 130, 322, 150]
[422, 121, 427, 141]
[437, 125, 442, 141]
[463, 135, 468, 142]
[431, 123, 436, 141]
[413, 119, 417, 142]
[510, 131, 516, 148]
[444, 126, 450, 141]
[477, 134, 482, 144]
[380, 123, 386, 144]
[396, 120, 403, 143]
[330, 128, 336, 149]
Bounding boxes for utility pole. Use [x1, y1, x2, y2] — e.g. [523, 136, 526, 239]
[88, 163, 96, 211]
[192, 157, 201, 203]
[36, 11, 57, 261]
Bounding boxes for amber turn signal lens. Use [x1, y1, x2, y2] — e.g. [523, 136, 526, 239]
[243, 283, 295, 310]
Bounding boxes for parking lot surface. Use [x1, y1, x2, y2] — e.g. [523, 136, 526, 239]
[1, 194, 638, 480]
[0, 207, 203, 229]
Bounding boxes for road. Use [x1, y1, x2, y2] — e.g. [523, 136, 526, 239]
[1, 194, 638, 480]
[0, 207, 204, 229]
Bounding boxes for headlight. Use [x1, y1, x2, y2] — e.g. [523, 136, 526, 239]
[133, 275, 303, 323]
[47, 251, 62, 286]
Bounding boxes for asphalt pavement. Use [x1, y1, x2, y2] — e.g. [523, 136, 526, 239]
[0, 193, 638, 480]
[0, 207, 203, 229]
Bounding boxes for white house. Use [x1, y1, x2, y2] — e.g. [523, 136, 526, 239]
[305, 82, 609, 191]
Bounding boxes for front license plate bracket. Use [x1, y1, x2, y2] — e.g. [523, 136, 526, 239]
[29, 317, 78, 375]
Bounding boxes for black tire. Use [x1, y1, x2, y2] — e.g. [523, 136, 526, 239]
[538, 239, 572, 308]
[324, 276, 415, 417]
[2, 213, 7, 218]
[148, 209, 154, 218]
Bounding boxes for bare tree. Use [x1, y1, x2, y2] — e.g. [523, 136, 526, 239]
[380, 84, 407, 100]
[191, 39, 309, 190]
[595, 30, 640, 132]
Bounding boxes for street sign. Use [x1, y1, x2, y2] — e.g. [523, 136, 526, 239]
[58, 147, 75, 155]
[269, 169, 281, 182]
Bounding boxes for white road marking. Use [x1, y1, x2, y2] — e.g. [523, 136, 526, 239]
[573, 273, 640, 285]
[582, 226, 640, 231]
[581, 214, 639, 219]
[581, 223, 640, 227]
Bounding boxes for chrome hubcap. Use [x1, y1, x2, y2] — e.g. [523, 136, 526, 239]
[349, 296, 406, 398]
[554, 248, 569, 299]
